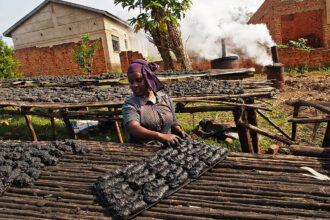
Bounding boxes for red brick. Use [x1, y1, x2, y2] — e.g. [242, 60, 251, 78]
[13, 40, 107, 76]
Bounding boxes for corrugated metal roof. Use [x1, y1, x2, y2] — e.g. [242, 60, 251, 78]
[3, 0, 130, 37]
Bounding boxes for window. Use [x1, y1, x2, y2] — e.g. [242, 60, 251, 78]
[112, 35, 120, 53]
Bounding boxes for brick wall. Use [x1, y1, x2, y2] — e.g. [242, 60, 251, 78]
[248, 0, 328, 48]
[13, 40, 107, 77]
[120, 51, 144, 73]
[281, 10, 324, 48]
[119, 51, 211, 72]
[278, 48, 330, 68]
[239, 59, 265, 73]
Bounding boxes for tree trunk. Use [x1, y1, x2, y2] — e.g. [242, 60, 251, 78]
[167, 22, 192, 70]
[149, 29, 175, 70]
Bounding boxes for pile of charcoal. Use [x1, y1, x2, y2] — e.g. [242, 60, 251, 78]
[155, 69, 210, 77]
[0, 79, 243, 103]
[0, 73, 125, 85]
[163, 79, 244, 96]
[0, 140, 91, 195]
[94, 138, 228, 219]
[0, 86, 132, 103]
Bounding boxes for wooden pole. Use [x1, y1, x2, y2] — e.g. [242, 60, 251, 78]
[179, 99, 271, 111]
[238, 121, 295, 146]
[176, 105, 237, 113]
[291, 106, 300, 141]
[289, 145, 330, 157]
[322, 122, 330, 148]
[48, 109, 58, 140]
[245, 98, 260, 154]
[61, 108, 77, 140]
[233, 109, 254, 153]
[257, 109, 291, 140]
[288, 116, 330, 123]
[109, 107, 124, 144]
[22, 107, 38, 141]
[285, 99, 330, 115]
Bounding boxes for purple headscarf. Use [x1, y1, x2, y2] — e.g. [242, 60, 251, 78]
[127, 59, 164, 92]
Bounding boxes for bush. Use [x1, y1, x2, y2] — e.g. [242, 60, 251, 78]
[0, 38, 23, 79]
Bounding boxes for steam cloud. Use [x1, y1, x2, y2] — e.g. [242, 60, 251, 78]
[181, 0, 275, 66]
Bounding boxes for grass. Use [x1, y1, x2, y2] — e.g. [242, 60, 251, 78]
[1, 99, 325, 152]
[1, 68, 327, 151]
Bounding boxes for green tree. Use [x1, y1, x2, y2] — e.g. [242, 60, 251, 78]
[0, 37, 23, 79]
[114, 0, 193, 70]
[72, 34, 100, 75]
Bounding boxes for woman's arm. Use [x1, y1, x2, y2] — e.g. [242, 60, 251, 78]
[126, 121, 180, 143]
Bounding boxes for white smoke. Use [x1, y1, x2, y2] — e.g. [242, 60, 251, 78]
[219, 22, 276, 66]
[181, 0, 275, 66]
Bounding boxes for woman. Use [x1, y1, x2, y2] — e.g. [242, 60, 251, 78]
[122, 59, 187, 147]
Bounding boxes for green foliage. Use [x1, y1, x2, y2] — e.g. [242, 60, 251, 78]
[72, 34, 100, 75]
[278, 38, 311, 52]
[114, 0, 192, 33]
[0, 38, 23, 79]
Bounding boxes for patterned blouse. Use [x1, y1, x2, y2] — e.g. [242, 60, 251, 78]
[122, 91, 179, 144]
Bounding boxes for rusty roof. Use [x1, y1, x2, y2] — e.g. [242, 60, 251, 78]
[0, 140, 329, 219]
[3, 0, 130, 38]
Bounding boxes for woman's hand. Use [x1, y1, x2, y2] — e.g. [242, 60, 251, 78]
[158, 133, 182, 147]
[172, 125, 189, 139]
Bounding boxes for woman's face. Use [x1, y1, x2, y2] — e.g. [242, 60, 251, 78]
[128, 72, 148, 96]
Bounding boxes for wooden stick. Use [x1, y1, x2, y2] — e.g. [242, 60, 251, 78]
[238, 121, 295, 145]
[233, 109, 254, 153]
[245, 98, 260, 153]
[109, 107, 124, 144]
[257, 109, 291, 140]
[177, 99, 271, 111]
[289, 145, 330, 157]
[291, 106, 300, 141]
[285, 99, 330, 115]
[176, 105, 237, 113]
[288, 116, 330, 123]
[60, 108, 77, 140]
[48, 109, 57, 140]
[322, 122, 330, 148]
[22, 107, 38, 141]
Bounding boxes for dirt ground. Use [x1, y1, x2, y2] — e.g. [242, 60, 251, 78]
[257, 72, 329, 147]
[277, 73, 329, 115]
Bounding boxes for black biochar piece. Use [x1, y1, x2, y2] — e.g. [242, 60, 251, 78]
[13, 173, 34, 187]
[189, 161, 207, 179]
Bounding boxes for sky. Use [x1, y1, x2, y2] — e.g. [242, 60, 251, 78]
[0, 0, 273, 64]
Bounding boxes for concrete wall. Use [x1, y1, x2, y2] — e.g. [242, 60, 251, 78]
[10, 2, 149, 74]
[11, 3, 105, 49]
